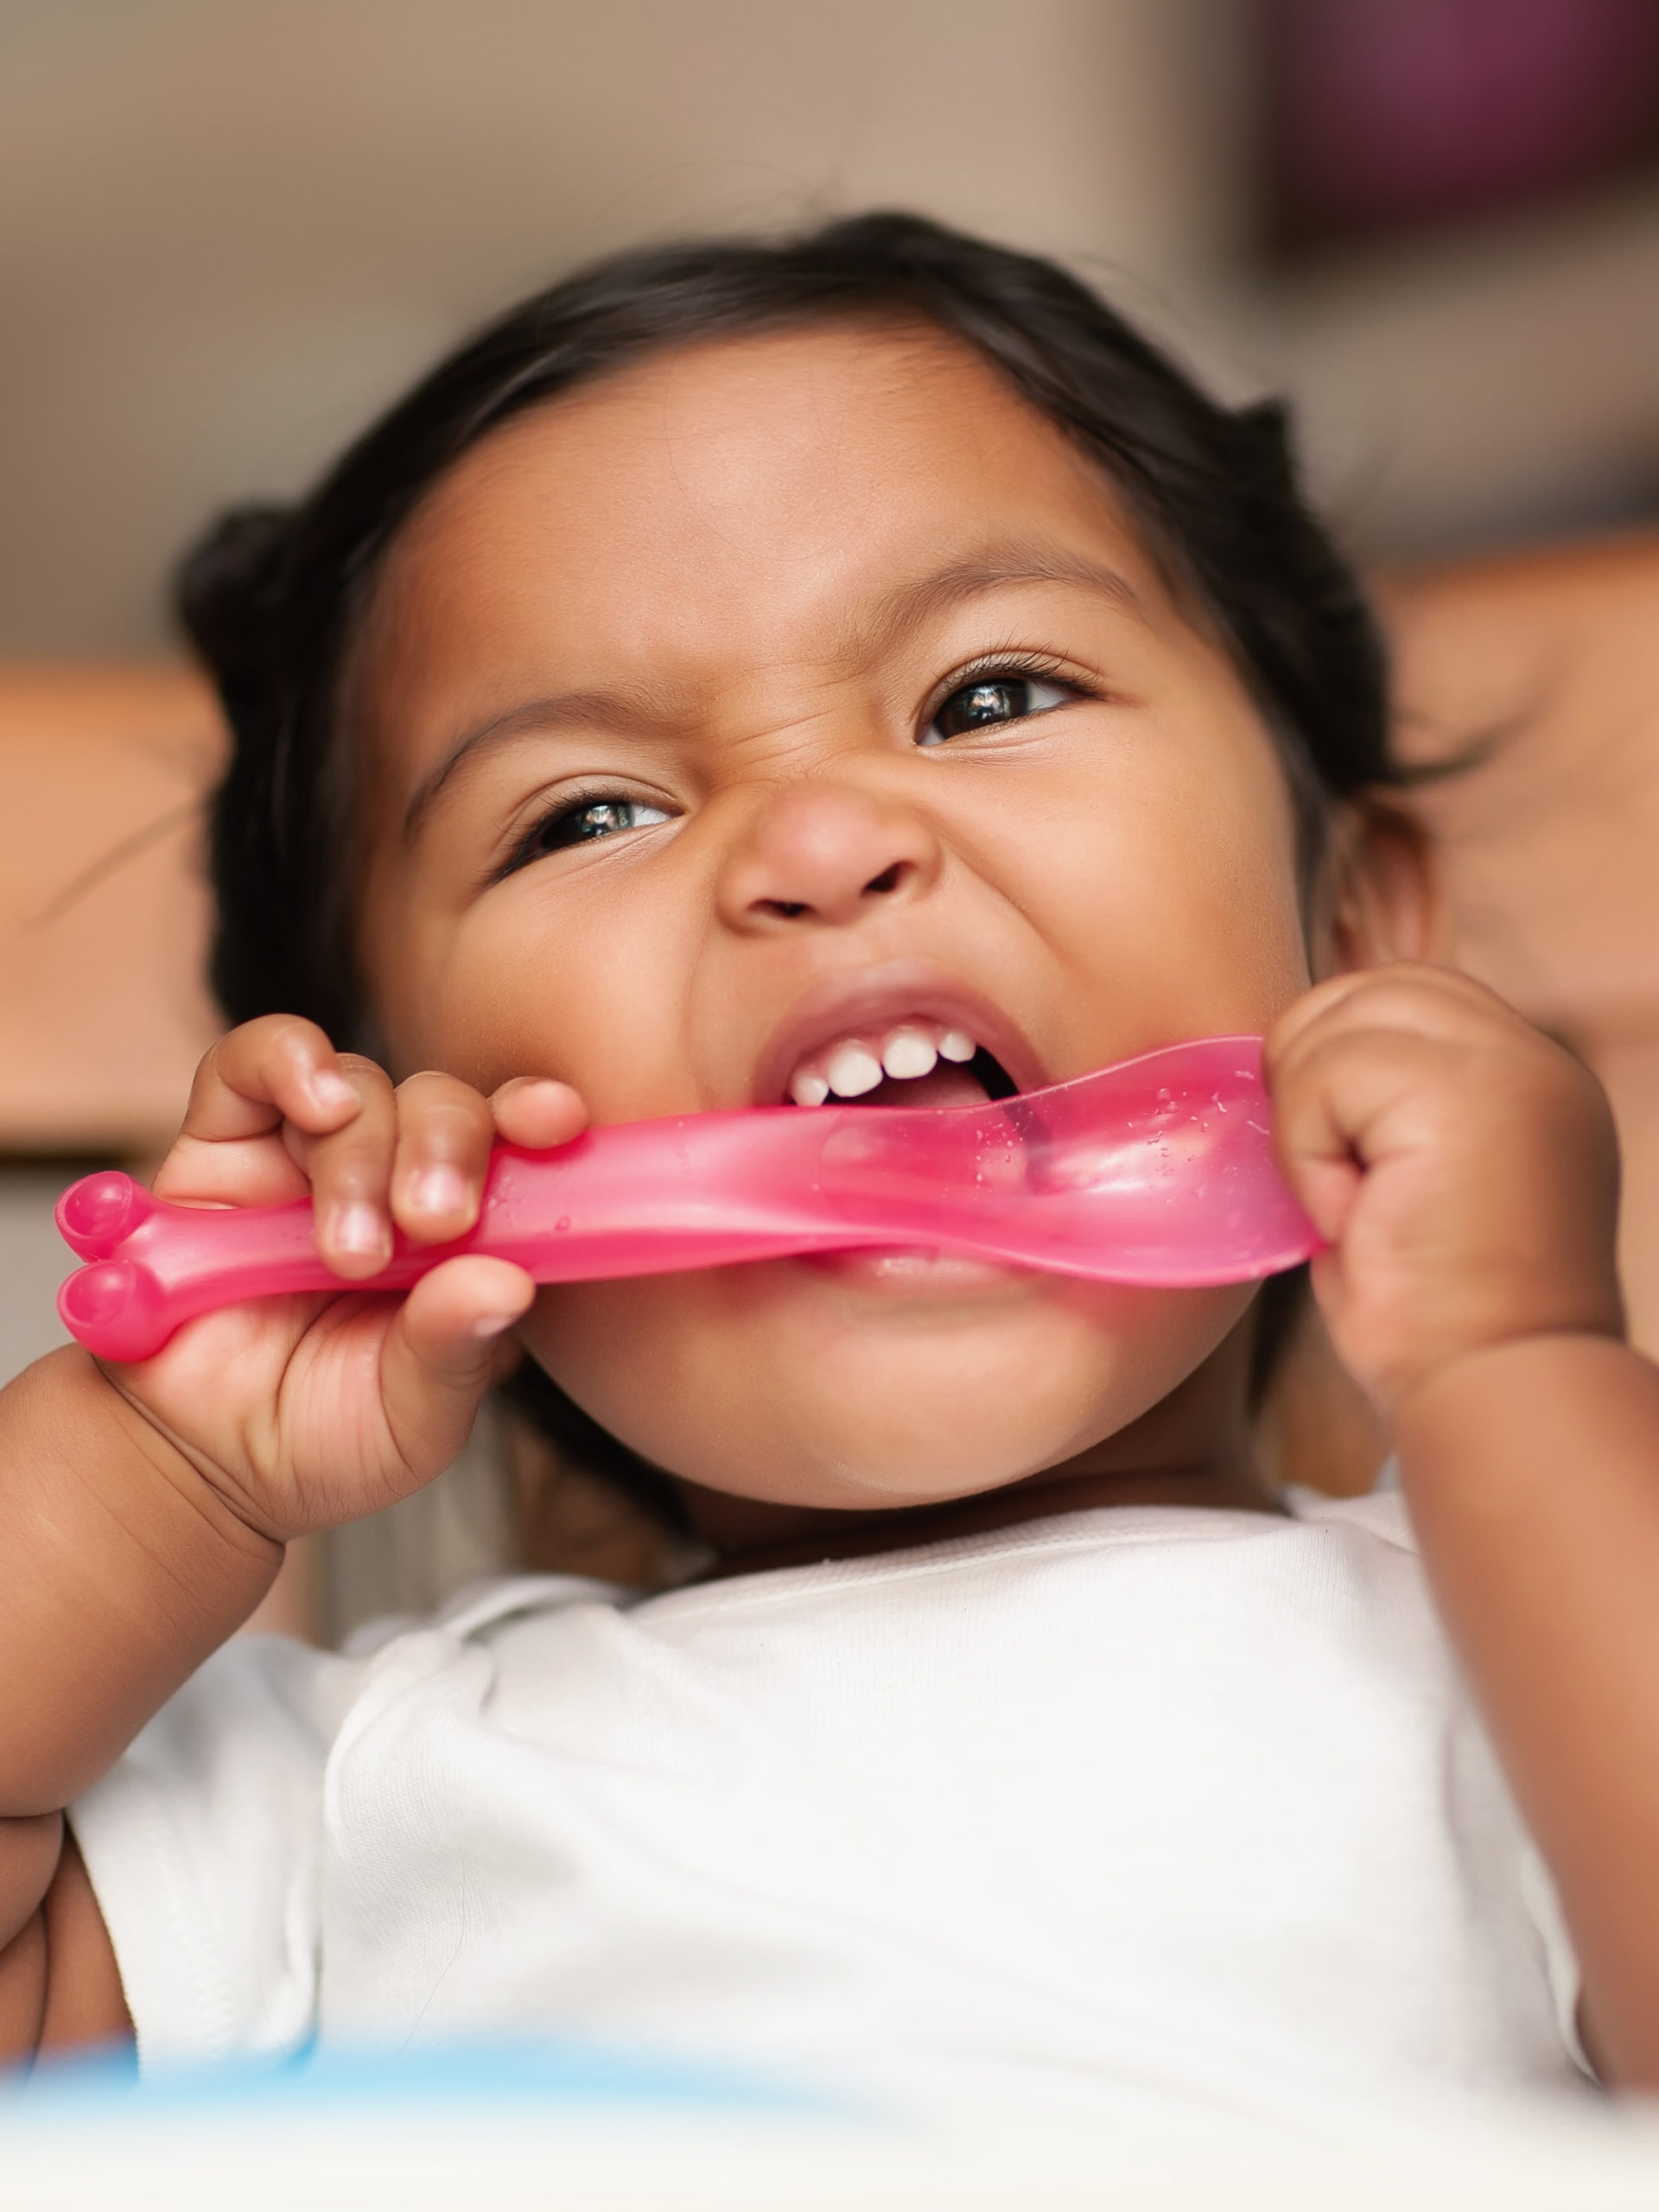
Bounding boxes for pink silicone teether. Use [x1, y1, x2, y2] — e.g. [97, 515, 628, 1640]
[56, 1036, 1319, 1363]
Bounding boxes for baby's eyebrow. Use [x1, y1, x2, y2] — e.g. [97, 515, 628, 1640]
[866, 544, 1146, 645]
[403, 687, 662, 843]
[403, 546, 1143, 843]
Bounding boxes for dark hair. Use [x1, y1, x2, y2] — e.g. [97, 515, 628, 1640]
[177, 209, 1389, 1486]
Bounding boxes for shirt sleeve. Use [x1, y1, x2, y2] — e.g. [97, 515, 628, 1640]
[68, 1632, 358, 2073]
[1518, 1842, 1597, 2083]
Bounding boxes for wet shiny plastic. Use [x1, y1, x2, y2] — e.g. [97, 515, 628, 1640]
[55, 1035, 1320, 1363]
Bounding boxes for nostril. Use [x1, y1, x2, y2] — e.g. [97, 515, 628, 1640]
[861, 862, 906, 898]
[759, 898, 810, 919]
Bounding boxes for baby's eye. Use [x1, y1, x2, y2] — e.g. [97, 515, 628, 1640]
[510, 797, 673, 869]
[919, 673, 1075, 747]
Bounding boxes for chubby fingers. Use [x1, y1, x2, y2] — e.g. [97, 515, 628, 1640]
[284, 1062, 590, 1278]
[185, 1014, 362, 1138]
[1264, 963, 1599, 1240]
[158, 1024, 589, 1284]
[295, 1065, 504, 1273]
[1268, 965, 1541, 1122]
[283, 1055, 401, 1275]
[305, 1069, 585, 1271]
[1269, 962, 1511, 1065]
[388, 1071, 499, 1247]
[156, 1016, 363, 1207]
[382, 1076, 586, 1267]
[378, 1255, 537, 1464]
[1268, 968, 1464, 1239]
[490, 1077, 589, 1152]
[1268, 1022, 1462, 1243]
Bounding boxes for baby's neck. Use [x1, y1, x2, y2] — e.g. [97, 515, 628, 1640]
[683, 1327, 1281, 1580]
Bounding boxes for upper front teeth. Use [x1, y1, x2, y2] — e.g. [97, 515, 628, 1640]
[825, 1042, 883, 1098]
[879, 1026, 938, 1081]
[788, 1019, 980, 1106]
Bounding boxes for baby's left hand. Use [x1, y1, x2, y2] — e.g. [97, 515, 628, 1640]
[1266, 965, 1624, 1413]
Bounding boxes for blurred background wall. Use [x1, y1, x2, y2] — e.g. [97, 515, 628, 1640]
[8, 0, 1659, 659]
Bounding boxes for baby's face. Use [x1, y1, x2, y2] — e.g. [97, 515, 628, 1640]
[355, 324, 1310, 1509]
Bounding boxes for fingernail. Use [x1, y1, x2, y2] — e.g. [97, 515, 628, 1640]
[411, 1165, 468, 1217]
[331, 1201, 391, 1261]
[469, 1307, 520, 1339]
[309, 1071, 358, 1116]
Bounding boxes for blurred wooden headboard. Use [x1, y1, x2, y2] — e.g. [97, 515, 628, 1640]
[0, 666, 223, 1156]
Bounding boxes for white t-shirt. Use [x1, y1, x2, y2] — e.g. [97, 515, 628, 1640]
[71, 1491, 1586, 2133]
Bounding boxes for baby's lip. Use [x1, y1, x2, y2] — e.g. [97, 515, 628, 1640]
[751, 961, 1046, 1108]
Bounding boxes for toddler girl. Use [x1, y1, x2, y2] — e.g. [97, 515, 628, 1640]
[3, 215, 1656, 2133]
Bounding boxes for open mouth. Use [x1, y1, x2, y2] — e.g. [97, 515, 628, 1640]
[784, 1018, 1020, 1111]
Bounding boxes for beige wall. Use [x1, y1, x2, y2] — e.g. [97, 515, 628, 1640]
[0, 0, 1242, 654]
[3, 0, 1659, 656]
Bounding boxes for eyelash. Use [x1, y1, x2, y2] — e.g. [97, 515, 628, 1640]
[918, 651, 1090, 746]
[493, 652, 1092, 879]
[493, 790, 674, 880]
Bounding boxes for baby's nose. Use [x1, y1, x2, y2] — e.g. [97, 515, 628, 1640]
[716, 783, 941, 931]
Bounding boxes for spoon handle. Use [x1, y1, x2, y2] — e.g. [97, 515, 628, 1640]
[55, 1109, 848, 1363]
[55, 1038, 1319, 1363]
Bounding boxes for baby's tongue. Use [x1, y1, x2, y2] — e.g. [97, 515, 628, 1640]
[855, 1063, 988, 1110]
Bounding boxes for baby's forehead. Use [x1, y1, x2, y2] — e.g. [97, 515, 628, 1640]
[384, 322, 1154, 603]
[353, 321, 1175, 732]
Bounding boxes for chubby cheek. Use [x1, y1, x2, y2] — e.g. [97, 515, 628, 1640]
[371, 882, 701, 1114]
[1025, 713, 1312, 1053]
[518, 1268, 1252, 1506]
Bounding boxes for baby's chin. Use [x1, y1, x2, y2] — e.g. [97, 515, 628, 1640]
[545, 1350, 1161, 1516]
[520, 1268, 1248, 1512]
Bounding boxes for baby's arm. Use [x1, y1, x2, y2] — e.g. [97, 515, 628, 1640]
[0, 1017, 583, 2064]
[1269, 969, 1659, 2084]
[0, 1345, 282, 2052]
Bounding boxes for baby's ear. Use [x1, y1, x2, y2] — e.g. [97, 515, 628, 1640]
[1325, 796, 1442, 974]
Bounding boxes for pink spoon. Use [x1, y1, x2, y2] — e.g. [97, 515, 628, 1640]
[55, 1035, 1319, 1364]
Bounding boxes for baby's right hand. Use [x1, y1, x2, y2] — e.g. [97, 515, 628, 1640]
[99, 1017, 587, 1544]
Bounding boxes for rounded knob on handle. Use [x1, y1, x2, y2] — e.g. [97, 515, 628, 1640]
[57, 1260, 168, 1364]
[57, 1173, 156, 1261]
